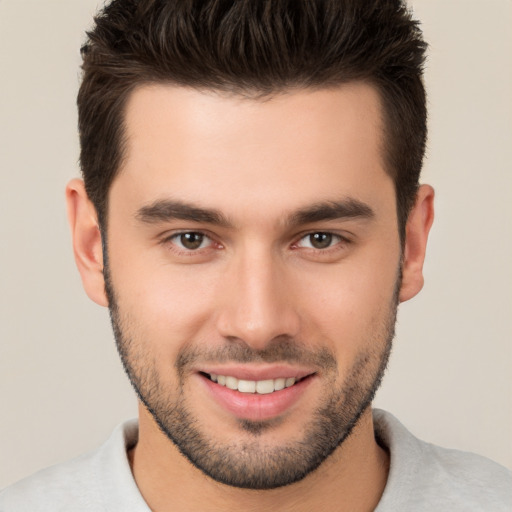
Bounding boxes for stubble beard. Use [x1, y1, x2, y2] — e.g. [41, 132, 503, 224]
[104, 260, 398, 490]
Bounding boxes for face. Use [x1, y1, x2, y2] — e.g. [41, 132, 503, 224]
[103, 84, 403, 489]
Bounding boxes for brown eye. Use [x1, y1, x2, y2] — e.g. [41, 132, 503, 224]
[309, 233, 333, 249]
[295, 232, 345, 251]
[176, 232, 207, 250]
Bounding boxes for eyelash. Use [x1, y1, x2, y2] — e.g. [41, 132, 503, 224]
[161, 230, 350, 256]
[162, 231, 220, 254]
[293, 232, 348, 251]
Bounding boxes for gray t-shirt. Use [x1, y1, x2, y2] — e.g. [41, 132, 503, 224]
[1, 409, 510, 511]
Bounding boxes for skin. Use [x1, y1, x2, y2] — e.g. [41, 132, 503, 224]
[67, 83, 434, 511]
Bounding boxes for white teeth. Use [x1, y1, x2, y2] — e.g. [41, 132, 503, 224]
[274, 378, 286, 391]
[238, 379, 256, 393]
[225, 376, 238, 390]
[209, 374, 298, 394]
[256, 379, 275, 394]
[285, 377, 296, 387]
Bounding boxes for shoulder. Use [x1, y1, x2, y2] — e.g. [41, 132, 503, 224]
[0, 449, 100, 512]
[374, 409, 512, 511]
[0, 419, 146, 512]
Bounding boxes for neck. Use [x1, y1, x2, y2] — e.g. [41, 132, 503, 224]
[129, 405, 389, 512]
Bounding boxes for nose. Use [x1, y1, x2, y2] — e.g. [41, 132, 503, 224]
[216, 249, 300, 350]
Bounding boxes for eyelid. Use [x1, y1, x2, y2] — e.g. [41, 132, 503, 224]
[293, 231, 351, 249]
[160, 229, 221, 253]
[158, 228, 351, 256]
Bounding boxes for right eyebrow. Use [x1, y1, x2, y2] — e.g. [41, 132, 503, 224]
[286, 198, 375, 227]
[135, 199, 233, 228]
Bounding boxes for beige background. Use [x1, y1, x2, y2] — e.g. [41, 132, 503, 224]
[0, 0, 511, 488]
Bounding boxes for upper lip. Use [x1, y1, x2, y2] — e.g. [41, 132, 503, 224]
[196, 364, 316, 381]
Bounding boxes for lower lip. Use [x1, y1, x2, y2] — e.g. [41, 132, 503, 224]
[199, 374, 314, 422]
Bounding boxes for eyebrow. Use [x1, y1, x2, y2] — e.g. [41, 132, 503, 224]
[136, 199, 232, 227]
[287, 199, 375, 227]
[135, 197, 375, 228]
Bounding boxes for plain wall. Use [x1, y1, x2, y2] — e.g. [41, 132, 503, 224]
[0, 0, 511, 488]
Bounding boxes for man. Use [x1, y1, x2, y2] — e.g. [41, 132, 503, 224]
[1, 0, 510, 510]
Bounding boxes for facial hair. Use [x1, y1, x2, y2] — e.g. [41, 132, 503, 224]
[104, 258, 398, 490]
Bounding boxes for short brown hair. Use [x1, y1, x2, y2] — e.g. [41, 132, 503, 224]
[78, 0, 427, 237]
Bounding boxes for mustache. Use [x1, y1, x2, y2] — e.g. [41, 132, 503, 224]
[175, 336, 337, 373]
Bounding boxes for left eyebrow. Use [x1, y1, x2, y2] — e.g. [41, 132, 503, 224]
[135, 199, 232, 227]
[286, 199, 375, 227]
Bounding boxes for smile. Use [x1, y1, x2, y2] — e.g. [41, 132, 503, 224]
[208, 373, 297, 394]
[199, 369, 316, 421]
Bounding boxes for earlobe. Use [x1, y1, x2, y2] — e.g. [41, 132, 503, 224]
[66, 179, 108, 307]
[399, 184, 435, 303]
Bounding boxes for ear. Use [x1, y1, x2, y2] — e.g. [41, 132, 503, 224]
[66, 179, 108, 307]
[399, 184, 435, 303]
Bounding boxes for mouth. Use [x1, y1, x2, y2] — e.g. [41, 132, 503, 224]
[197, 369, 317, 421]
[201, 372, 310, 395]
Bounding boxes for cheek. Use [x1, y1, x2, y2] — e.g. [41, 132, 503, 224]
[295, 251, 399, 363]
[108, 247, 221, 363]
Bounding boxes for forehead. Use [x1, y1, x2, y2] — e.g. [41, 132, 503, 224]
[113, 83, 393, 222]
